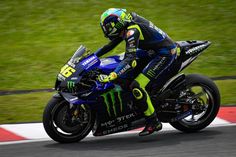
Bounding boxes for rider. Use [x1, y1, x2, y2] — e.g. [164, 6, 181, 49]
[96, 8, 177, 136]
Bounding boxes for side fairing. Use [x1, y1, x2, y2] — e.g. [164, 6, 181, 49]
[92, 85, 143, 136]
[56, 55, 100, 89]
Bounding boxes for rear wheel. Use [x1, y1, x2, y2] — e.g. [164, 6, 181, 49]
[43, 96, 95, 143]
[170, 74, 220, 132]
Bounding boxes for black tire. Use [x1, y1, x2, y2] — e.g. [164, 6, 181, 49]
[43, 95, 95, 143]
[170, 74, 220, 132]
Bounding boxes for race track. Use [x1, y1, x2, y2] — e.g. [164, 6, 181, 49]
[1, 125, 236, 157]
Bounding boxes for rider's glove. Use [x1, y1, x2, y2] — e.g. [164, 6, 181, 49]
[98, 72, 118, 83]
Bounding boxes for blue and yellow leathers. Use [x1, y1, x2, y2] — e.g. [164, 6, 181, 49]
[96, 12, 176, 118]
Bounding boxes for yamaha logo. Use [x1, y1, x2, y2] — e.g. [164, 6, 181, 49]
[82, 56, 96, 66]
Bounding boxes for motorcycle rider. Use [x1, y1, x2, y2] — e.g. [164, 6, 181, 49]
[96, 8, 177, 136]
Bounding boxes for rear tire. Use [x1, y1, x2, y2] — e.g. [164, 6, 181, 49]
[43, 96, 95, 143]
[170, 74, 220, 132]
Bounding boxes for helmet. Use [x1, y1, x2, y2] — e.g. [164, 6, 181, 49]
[100, 8, 131, 39]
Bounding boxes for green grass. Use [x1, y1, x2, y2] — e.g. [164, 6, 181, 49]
[0, 0, 235, 90]
[215, 80, 236, 105]
[0, 80, 235, 124]
[0, 0, 235, 123]
[0, 92, 53, 124]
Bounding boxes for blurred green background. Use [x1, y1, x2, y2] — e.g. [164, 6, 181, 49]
[0, 0, 235, 123]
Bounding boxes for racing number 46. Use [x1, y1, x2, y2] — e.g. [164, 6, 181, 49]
[60, 65, 76, 78]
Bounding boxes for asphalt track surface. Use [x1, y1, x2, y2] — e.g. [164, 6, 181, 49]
[1, 125, 236, 157]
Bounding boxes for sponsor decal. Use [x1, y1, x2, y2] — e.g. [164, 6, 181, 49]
[82, 56, 96, 66]
[115, 22, 123, 29]
[152, 58, 166, 71]
[101, 120, 115, 127]
[128, 40, 136, 48]
[102, 124, 128, 135]
[58, 73, 66, 81]
[101, 113, 135, 128]
[128, 40, 135, 44]
[118, 64, 131, 76]
[147, 69, 156, 78]
[71, 77, 78, 80]
[149, 21, 166, 38]
[59, 64, 76, 78]
[127, 37, 134, 42]
[117, 113, 135, 122]
[67, 81, 75, 89]
[185, 44, 207, 55]
[101, 86, 123, 117]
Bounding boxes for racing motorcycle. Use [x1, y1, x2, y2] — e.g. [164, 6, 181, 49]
[43, 40, 220, 143]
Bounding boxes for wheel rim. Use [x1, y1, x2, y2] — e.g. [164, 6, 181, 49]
[179, 83, 215, 126]
[50, 100, 93, 138]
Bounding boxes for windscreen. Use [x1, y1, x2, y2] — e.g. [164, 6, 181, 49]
[57, 45, 89, 82]
[70, 45, 92, 64]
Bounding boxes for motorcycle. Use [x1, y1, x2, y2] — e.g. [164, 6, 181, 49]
[43, 40, 220, 143]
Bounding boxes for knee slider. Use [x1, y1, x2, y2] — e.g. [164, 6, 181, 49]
[132, 88, 143, 100]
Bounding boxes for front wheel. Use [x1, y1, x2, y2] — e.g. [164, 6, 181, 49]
[43, 95, 95, 143]
[170, 74, 220, 132]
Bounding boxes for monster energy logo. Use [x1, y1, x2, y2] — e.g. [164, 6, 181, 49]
[67, 81, 75, 89]
[147, 69, 156, 78]
[101, 86, 123, 117]
[115, 22, 123, 29]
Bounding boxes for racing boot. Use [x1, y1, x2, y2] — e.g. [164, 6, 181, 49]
[130, 74, 162, 136]
[139, 113, 162, 136]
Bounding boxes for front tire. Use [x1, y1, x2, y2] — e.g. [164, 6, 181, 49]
[43, 95, 95, 143]
[170, 74, 220, 132]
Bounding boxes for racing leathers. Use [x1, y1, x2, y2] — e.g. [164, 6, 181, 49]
[96, 12, 176, 136]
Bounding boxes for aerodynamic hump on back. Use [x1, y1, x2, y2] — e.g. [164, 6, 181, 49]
[176, 40, 211, 72]
[176, 40, 211, 57]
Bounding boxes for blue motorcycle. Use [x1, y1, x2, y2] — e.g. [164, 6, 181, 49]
[43, 40, 220, 143]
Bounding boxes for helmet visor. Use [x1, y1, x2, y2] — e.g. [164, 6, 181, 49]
[101, 22, 120, 38]
[102, 22, 112, 35]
